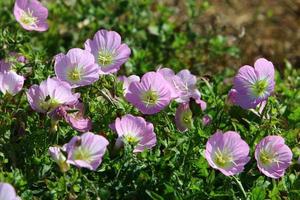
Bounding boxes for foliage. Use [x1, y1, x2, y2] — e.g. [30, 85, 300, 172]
[0, 0, 299, 199]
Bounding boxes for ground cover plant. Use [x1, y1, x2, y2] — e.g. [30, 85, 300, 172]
[0, 0, 300, 199]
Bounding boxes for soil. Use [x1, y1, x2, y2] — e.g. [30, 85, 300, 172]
[164, 0, 300, 72]
[202, 0, 300, 71]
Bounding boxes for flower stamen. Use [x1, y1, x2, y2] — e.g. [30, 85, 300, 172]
[20, 9, 38, 26]
[140, 90, 158, 107]
[98, 50, 113, 66]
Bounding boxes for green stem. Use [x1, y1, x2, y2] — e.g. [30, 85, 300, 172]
[232, 176, 247, 199]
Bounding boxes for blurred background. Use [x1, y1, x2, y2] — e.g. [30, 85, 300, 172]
[1, 0, 299, 75]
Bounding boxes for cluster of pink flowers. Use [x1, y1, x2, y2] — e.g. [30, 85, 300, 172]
[121, 68, 206, 131]
[205, 131, 292, 179]
[2, 1, 293, 193]
[204, 57, 294, 179]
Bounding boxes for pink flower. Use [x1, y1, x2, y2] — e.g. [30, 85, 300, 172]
[64, 132, 109, 171]
[54, 48, 99, 88]
[110, 114, 156, 153]
[229, 58, 275, 109]
[255, 135, 292, 179]
[51, 102, 92, 132]
[205, 131, 250, 176]
[0, 70, 24, 96]
[0, 53, 26, 96]
[158, 67, 206, 109]
[175, 69, 201, 103]
[27, 77, 79, 113]
[157, 68, 182, 99]
[84, 29, 131, 74]
[14, 0, 49, 32]
[125, 71, 172, 114]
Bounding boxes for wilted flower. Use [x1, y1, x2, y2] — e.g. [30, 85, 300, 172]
[230, 58, 275, 109]
[205, 131, 250, 176]
[14, 0, 49, 32]
[175, 103, 193, 132]
[64, 132, 109, 170]
[0, 182, 20, 200]
[110, 114, 156, 153]
[202, 115, 212, 126]
[0, 71, 25, 96]
[51, 102, 92, 132]
[27, 77, 79, 113]
[126, 71, 172, 114]
[118, 75, 140, 95]
[255, 135, 292, 179]
[84, 29, 131, 74]
[49, 146, 70, 172]
[54, 48, 99, 88]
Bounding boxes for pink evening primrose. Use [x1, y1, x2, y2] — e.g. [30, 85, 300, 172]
[205, 131, 250, 176]
[110, 114, 157, 153]
[14, 0, 49, 32]
[0, 70, 25, 96]
[27, 77, 79, 113]
[54, 48, 99, 88]
[158, 67, 206, 110]
[255, 135, 292, 179]
[125, 71, 172, 114]
[229, 58, 275, 109]
[64, 132, 109, 171]
[0, 53, 26, 96]
[84, 29, 131, 74]
[51, 102, 92, 132]
[175, 69, 202, 103]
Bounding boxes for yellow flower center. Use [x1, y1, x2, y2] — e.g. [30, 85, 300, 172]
[68, 68, 82, 82]
[39, 97, 60, 112]
[214, 148, 234, 168]
[259, 150, 276, 166]
[124, 135, 140, 145]
[20, 10, 38, 26]
[252, 79, 268, 97]
[140, 90, 158, 107]
[98, 51, 113, 66]
[73, 147, 91, 162]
